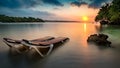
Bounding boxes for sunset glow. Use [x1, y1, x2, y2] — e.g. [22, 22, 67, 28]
[50, 5, 99, 22]
[82, 16, 89, 21]
[0, 0, 101, 22]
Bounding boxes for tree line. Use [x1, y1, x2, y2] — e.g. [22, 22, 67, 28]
[0, 15, 44, 22]
[95, 0, 120, 25]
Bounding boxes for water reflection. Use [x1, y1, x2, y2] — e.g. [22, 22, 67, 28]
[0, 23, 120, 68]
[83, 23, 87, 32]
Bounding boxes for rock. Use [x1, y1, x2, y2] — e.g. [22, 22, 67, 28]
[100, 20, 109, 25]
[87, 34, 111, 47]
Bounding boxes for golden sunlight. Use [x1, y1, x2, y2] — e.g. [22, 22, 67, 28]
[83, 23, 87, 32]
[82, 16, 89, 21]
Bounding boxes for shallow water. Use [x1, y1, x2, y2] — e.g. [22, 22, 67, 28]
[0, 23, 120, 68]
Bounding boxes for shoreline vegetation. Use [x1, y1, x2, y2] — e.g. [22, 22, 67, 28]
[95, 0, 120, 25]
[0, 15, 79, 23]
[0, 15, 44, 23]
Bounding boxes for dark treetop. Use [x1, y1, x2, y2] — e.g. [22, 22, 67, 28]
[95, 0, 120, 25]
[0, 15, 44, 23]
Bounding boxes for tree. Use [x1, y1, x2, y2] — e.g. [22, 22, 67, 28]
[95, 3, 110, 22]
[95, 0, 120, 24]
[0, 15, 44, 22]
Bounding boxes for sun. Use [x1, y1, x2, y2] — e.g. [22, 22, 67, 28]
[82, 16, 89, 21]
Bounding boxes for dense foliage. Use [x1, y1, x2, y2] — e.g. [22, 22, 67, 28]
[0, 15, 44, 22]
[95, 0, 120, 24]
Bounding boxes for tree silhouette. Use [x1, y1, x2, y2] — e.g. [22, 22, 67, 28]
[95, 0, 120, 25]
[0, 15, 44, 22]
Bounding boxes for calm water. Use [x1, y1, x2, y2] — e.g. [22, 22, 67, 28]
[0, 23, 120, 68]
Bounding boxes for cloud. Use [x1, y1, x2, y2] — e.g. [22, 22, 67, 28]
[0, 0, 39, 8]
[71, 1, 87, 7]
[0, 0, 64, 20]
[70, 0, 112, 8]
[89, 0, 112, 8]
[0, 0, 63, 9]
[0, 0, 112, 9]
[42, 0, 63, 6]
[0, 0, 112, 20]
[0, 8, 55, 19]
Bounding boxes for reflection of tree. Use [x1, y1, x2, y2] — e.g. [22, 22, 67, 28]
[95, 25, 110, 33]
[95, 24, 103, 32]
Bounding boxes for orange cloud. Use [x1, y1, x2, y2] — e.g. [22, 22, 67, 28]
[51, 5, 99, 22]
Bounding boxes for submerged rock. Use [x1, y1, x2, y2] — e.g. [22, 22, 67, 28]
[87, 34, 111, 47]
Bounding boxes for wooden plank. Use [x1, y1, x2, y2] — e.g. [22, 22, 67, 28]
[29, 37, 69, 46]
[30, 36, 55, 42]
[3, 36, 55, 47]
[3, 38, 21, 44]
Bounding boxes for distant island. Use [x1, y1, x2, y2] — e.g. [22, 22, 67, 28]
[0, 15, 79, 23]
[95, 0, 120, 25]
[0, 15, 44, 23]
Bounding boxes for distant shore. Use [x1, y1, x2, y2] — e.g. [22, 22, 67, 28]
[0, 15, 44, 23]
[44, 20, 80, 22]
[0, 15, 80, 23]
[0, 20, 80, 23]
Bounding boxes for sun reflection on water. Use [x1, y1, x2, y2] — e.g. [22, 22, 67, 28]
[83, 23, 87, 32]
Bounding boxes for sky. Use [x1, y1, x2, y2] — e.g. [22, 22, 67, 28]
[0, 0, 113, 22]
